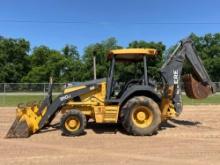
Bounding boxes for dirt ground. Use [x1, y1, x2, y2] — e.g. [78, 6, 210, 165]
[0, 105, 220, 165]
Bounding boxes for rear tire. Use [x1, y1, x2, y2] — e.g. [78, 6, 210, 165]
[60, 109, 86, 136]
[120, 96, 161, 136]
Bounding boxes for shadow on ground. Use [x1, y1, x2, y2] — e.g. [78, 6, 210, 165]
[37, 123, 60, 134]
[160, 119, 202, 131]
[37, 119, 202, 136]
[38, 122, 126, 136]
[87, 122, 124, 134]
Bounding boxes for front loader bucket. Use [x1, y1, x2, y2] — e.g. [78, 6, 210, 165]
[5, 103, 42, 138]
[183, 74, 212, 99]
[6, 79, 54, 138]
[6, 116, 31, 138]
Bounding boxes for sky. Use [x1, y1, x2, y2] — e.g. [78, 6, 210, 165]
[0, 0, 220, 54]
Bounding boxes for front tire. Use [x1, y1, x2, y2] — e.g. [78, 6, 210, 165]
[60, 109, 86, 136]
[120, 96, 161, 136]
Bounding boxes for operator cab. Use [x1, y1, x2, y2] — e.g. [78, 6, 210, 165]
[106, 48, 158, 103]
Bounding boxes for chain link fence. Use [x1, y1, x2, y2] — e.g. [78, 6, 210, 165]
[0, 83, 66, 93]
[0, 82, 220, 106]
[215, 82, 220, 92]
[0, 83, 66, 106]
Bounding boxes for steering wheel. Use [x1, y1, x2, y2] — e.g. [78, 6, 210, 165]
[117, 79, 143, 98]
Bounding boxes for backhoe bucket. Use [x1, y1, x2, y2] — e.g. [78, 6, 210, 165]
[5, 103, 42, 138]
[182, 74, 212, 99]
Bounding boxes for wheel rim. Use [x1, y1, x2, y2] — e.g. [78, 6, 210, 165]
[65, 116, 80, 132]
[132, 106, 153, 128]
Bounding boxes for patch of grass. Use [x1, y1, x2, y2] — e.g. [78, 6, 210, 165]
[0, 95, 44, 107]
[182, 94, 220, 105]
[0, 93, 219, 107]
[0, 95, 60, 107]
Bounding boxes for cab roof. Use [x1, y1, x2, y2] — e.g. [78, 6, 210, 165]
[108, 48, 158, 62]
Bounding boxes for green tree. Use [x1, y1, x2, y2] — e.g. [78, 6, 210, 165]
[30, 46, 51, 66]
[128, 40, 166, 81]
[81, 37, 121, 80]
[62, 44, 80, 60]
[23, 44, 82, 83]
[22, 46, 69, 83]
[190, 33, 220, 81]
[0, 37, 30, 82]
[61, 45, 82, 82]
[1, 33, 219, 83]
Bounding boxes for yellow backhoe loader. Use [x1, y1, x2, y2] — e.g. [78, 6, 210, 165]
[6, 37, 215, 138]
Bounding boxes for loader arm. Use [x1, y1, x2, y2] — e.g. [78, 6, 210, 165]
[38, 85, 98, 129]
[6, 84, 99, 138]
[160, 38, 215, 116]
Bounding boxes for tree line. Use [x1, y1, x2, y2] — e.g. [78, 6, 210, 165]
[0, 33, 220, 83]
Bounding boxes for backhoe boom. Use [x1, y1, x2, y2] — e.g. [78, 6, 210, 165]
[160, 38, 215, 115]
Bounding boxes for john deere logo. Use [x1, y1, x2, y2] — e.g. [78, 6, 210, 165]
[60, 94, 71, 101]
[173, 70, 179, 85]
